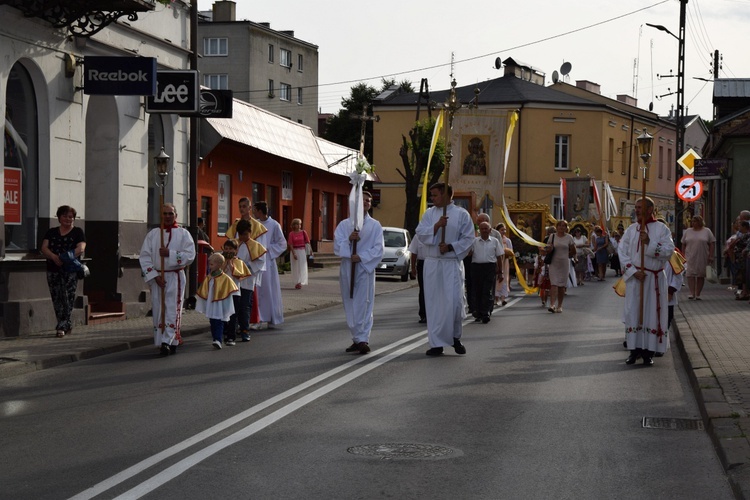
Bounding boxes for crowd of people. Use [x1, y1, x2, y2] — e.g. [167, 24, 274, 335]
[43, 194, 746, 368]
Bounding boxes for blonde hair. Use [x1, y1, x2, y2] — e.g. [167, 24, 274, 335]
[291, 218, 302, 227]
[208, 253, 225, 267]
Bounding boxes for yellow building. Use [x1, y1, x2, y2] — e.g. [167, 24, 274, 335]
[371, 59, 677, 237]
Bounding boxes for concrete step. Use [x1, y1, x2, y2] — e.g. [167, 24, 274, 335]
[310, 253, 341, 268]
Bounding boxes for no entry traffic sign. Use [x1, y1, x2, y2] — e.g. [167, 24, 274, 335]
[676, 175, 703, 202]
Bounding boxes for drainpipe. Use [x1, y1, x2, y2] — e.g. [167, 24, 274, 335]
[626, 115, 635, 200]
[516, 104, 524, 201]
[188, 0, 199, 300]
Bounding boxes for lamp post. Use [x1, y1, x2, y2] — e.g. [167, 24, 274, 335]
[646, 0, 687, 245]
[636, 128, 653, 325]
[154, 147, 170, 337]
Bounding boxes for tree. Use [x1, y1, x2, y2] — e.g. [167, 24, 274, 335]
[398, 117, 445, 235]
[323, 79, 414, 162]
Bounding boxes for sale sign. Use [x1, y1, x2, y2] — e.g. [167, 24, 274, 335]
[4, 167, 22, 225]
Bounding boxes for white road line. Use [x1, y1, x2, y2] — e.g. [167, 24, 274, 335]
[69, 332, 428, 500]
[113, 338, 429, 499]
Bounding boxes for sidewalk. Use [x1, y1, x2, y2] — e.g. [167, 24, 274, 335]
[0, 266, 414, 379]
[672, 280, 750, 498]
[2, 269, 750, 496]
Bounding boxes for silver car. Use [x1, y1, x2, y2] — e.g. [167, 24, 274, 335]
[376, 227, 411, 282]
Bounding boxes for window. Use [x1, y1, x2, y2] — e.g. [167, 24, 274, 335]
[280, 82, 291, 101]
[203, 38, 228, 56]
[658, 145, 664, 179]
[268, 79, 275, 97]
[4, 63, 38, 251]
[280, 48, 292, 68]
[297, 87, 303, 105]
[268, 44, 274, 63]
[621, 141, 627, 175]
[667, 149, 673, 180]
[203, 74, 228, 90]
[608, 138, 614, 173]
[554, 135, 570, 170]
[297, 54, 304, 72]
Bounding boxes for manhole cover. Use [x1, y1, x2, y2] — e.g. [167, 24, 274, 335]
[347, 443, 457, 460]
[642, 417, 704, 431]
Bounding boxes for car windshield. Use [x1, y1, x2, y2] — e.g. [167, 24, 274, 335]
[383, 231, 406, 248]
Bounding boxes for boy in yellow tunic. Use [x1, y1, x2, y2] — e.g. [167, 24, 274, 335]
[221, 239, 252, 346]
[196, 253, 239, 350]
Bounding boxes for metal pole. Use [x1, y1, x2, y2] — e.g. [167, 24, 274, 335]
[674, 0, 687, 247]
[187, 0, 199, 301]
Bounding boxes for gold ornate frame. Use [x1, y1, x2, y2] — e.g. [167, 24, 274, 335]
[504, 201, 555, 258]
[568, 216, 594, 239]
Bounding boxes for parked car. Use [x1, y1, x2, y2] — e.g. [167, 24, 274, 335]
[376, 227, 411, 282]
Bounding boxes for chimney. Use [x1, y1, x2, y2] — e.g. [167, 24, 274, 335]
[258, 22, 271, 28]
[212, 1, 236, 22]
[616, 94, 638, 107]
[575, 80, 601, 94]
[280, 30, 295, 37]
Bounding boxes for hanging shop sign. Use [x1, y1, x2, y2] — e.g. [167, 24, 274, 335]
[83, 57, 157, 95]
[179, 89, 233, 118]
[145, 71, 199, 113]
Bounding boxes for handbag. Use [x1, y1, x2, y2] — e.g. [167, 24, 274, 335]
[543, 235, 555, 265]
[304, 243, 313, 256]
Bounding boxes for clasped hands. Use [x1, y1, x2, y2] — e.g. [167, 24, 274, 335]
[349, 231, 361, 263]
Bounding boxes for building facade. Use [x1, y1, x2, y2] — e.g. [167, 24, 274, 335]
[198, 1, 319, 128]
[371, 59, 679, 234]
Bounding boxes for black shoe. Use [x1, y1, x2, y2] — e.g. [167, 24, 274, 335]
[345, 343, 359, 352]
[625, 353, 639, 365]
[654, 352, 664, 358]
[481, 316, 490, 324]
[453, 338, 466, 355]
[426, 347, 444, 356]
[169, 345, 177, 354]
[357, 342, 371, 355]
[160, 343, 170, 356]
[643, 356, 654, 366]
[474, 317, 482, 322]
[418, 317, 427, 324]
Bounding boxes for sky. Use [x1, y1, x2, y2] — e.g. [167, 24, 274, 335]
[197, 0, 750, 120]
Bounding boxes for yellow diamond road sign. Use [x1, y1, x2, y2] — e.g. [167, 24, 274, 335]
[677, 148, 701, 174]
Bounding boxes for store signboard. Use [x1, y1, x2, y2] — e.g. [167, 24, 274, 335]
[83, 57, 157, 95]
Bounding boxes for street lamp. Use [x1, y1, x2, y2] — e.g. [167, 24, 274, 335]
[154, 146, 170, 340]
[636, 128, 653, 324]
[646, 0, 687, 244]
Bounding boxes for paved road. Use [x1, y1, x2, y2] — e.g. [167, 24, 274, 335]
[0, 277, 734, 499]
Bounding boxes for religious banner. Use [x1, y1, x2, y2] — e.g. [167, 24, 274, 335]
[446, 109, 507, 212]
[565, 177, 591, 221]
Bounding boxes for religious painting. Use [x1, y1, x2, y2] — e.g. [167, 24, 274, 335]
[609, 216, 631, 235]
[565, 177, 591, 221]
[452, 192, 476, 220]
[461, 134, 490, 176]
[505, 202, 554, 264]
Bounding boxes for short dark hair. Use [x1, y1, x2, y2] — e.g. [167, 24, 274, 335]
[56, 205, 77, 218]
[429, 182, 453, 198]
[236, 219, 251, 235]
[223, 239, 239, 249]
[253, 201, 268, 216]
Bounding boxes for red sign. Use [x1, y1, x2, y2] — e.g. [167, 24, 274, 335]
[4, 167, 22, 225]
[675, 175, 703, 202]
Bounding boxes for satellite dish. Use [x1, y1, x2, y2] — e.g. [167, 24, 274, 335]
[560, 62, 572, 76]
[494, 57, 502, 70]
[552, 71, 559, 83]
[649, 102, 654, 112]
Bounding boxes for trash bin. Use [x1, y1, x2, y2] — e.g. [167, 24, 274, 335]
[196, 240, 214, 283]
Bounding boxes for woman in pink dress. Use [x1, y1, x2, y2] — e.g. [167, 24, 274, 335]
[681, 215, 716, 300]
[287, 218, 311, 289]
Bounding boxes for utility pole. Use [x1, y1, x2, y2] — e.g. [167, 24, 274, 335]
[674, 0, 687, 247]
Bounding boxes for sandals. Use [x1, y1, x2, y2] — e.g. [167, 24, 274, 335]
[294, 283, 302, 289]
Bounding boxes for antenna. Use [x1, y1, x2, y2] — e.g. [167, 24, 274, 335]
[560, 62, 572, 83]
[450, 52, 455, 80]
[552, 70, 559, 84]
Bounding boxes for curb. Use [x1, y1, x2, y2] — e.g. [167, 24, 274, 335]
[673, 308, 750, 499]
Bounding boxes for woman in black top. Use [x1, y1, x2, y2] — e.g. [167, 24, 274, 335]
[40, 205, 86, 337]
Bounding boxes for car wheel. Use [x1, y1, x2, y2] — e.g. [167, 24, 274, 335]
[401, 272, 409, 282]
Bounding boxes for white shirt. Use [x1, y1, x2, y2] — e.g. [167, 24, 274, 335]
[471, 236, 502, 264]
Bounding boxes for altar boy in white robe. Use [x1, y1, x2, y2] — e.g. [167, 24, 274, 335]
[416, 183, 475, 356]
[334, 191, 384, 355]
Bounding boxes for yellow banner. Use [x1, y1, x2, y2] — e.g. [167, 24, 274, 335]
[420, 110, 444, 218]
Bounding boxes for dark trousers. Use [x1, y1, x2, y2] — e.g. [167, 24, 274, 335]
[209, 318, 224, 343]
[224, 294, 241, 341]
[471, 262, 496, 319]
[47, 271, 78, 331]
[417, 259, 425, 320]
[237, 288, 253, 333]
[464, 255, 474, 314]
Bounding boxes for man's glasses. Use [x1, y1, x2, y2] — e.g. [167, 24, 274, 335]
[162, 212, 175, 216]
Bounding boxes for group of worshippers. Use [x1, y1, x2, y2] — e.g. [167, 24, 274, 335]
[139, 198, 286, 356]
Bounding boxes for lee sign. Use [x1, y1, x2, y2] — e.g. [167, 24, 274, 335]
[145, 71, 199, 113]
[4, 167, 22, 225]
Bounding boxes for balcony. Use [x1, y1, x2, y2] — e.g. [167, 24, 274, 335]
[0, 0, 157, 37]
